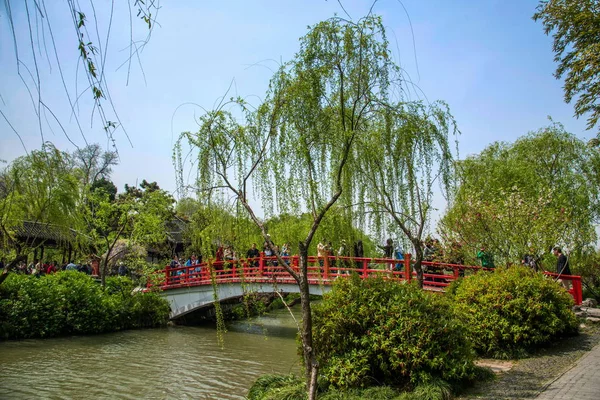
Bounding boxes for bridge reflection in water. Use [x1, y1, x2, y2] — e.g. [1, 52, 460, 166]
[154, 254, 583, 320]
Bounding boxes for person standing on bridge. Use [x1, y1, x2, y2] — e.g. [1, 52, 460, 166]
[247, 243, 260, 268]
[281, 243, 290, 257]
[394, 243, 404, 271]
[337, 240, 350, 273]
[353, 240, 364, 271]
[379, 238, 394, 270]
[215, 245, 224, 272]
[553, 246, 571, 289]
[477, 246, 495, 269]
[521, 248, 539, 272]
[317, 239, 327, 269]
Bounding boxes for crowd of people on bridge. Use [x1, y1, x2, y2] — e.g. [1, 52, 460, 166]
[164, 234, 575, 288]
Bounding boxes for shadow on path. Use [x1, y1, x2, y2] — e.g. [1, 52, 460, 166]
[459, 324, 600, 399]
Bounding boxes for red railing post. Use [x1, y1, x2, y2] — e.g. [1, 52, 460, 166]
[362, 259, 368, 279]
[324, 256, 330, 280]
[572, 276, 583, 305]
[165, 267, 170, 287]
[259, 252, 264, 277]
[404, 253, 412, 282]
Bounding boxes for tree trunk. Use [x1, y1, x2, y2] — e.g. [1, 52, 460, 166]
[298, 243, 319, 400]
[101, 259, 108, 287]
[411, 239, 424, 288]
[0, 254, 28, 286]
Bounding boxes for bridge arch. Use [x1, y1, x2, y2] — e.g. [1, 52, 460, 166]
[164, 281, 330, 320]
[156, 254, 583, 321]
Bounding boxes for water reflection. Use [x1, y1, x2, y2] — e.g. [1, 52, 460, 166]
[0, 309, 300, 399]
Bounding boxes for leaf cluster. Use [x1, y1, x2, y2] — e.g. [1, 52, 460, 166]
[311, 275, 478, 389]
[534, 0, 600, 134]
[440, 123, 600, 265]
[0, 272, 169, 340]
[449, 266, 579, 359]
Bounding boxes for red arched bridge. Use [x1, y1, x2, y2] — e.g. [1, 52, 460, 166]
[154, 254, 583, 320]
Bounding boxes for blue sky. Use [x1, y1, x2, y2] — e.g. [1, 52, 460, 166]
[0, 0, 591, 203]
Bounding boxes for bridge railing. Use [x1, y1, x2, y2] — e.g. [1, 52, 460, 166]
[154, 253, 583, 305]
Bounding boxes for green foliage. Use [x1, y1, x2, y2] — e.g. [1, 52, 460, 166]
[534, 0, 600, 136]
[576, 252, 600, 301]
[268, 293, 300, 311]
[320, 386, 401, 400]
[82, 178, 175, 285]
[440, 123, 600, 266]
[266, 210, 378, 257]
[311, 275, 478, 389]
[0, 272, 169, 340]
[247, 374, 306, 400]
[176, 15, 420, 394]
[0, 143, 81, 251]
[449, 266, 579, 359]
[225, 292, 270, 321]
[247, 374, 460, 400]
[181, 201, 378, 260]
[356, 100, 458, 279]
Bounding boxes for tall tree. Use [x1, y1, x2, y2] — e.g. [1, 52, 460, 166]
[357, 101, 458, 287]
[84, 179, 174, 286]
[176, 16, 406, 398]
[533, 0, 600, 140]
[0, 143, 80, 283]
[71, 144, 118, 187]
[440, 123, 600, 267]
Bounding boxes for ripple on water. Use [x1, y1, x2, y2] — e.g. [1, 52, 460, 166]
[0, 321, 300, 399]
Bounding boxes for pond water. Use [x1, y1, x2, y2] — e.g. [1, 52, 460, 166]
[0, 309, 300, 399]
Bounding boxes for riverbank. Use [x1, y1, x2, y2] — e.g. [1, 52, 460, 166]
[0, 272, 169, 340]
[459, 323, 600, 399]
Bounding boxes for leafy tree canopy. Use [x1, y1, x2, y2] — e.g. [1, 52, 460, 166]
[0, 143, 80, 250]
[440, 122, 600, 266]
[175, 16, 410, 395]
[534, 0, 600, 138]
[355, 100, 458, 285]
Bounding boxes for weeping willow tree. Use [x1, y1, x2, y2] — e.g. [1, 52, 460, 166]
[175, 15, 407, 398]
[1, 0, 159, 148]
[0, 143, 82, 284]
[356, 101, 458, 287]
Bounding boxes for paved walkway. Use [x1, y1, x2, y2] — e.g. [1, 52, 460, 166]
[536, 342, 600, 399]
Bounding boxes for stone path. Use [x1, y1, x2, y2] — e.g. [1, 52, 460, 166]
[536, 342, 600, 400]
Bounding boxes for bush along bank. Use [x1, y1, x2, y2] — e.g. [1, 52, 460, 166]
[248, 268, 579, 399]
[249, 276, 491, 400]
[0, 272, 170, 340]
[449, 265, 579, 359]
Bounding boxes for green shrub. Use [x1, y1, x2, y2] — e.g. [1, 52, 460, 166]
[311, 275, 478, 389]
[247, 374, 456, 400]
[0, 272, 170, 340]
[247, 374, 306, 400]
[449, 266, 579, 359]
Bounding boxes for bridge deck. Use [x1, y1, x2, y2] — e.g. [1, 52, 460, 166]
[155, 255, 582, 305]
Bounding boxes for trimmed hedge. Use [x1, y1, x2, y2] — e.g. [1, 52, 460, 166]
[449, 266, 579, 359]
[0, 272, 170, 340]
[311, 275, 479, 389]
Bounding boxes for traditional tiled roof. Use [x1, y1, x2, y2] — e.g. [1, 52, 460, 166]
[10, 221, 81, 245]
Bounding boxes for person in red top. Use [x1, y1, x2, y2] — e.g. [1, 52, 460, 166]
[215, 245, 224, 271]
[46, 261, 57, 274]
